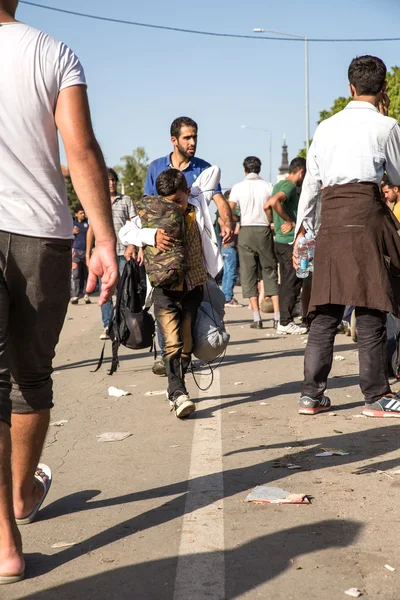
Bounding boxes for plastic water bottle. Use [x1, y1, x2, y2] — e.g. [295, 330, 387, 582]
[296, 237, 309, 279]
[305, 232, 316, 273]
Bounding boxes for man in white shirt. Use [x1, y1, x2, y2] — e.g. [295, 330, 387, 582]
[0, 0, 117, 582]
[229, 157, 279, 329]
[294, 55, 400, 419]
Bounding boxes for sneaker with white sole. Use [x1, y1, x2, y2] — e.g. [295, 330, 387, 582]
[170, 392, 196, 418]
[225, 298, 242, 308]
[100, 328, 110, 340]
[362, 394, 400, 418]
[84, 294, 91, 304]
[70, 297, 79, 305]
[299, 394, 331, 415]
[277, 322, 308, 335]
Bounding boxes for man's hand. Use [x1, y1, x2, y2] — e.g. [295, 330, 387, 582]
[137, 247, 144, 266]
[86, 242, 118, 306]
[221, 224, 233, 244]
[155, 228, 174, 252]
[281, 221, 296, 235]
[73, 225, 80, 236]
[124, 244, 136, 261]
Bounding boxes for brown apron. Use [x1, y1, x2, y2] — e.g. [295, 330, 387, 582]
[310, 182, 400, 317]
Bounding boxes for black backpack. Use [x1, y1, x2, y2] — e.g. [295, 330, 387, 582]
[94, 259, 155, 375]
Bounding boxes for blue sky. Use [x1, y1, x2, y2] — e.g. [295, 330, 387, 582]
[18, 0, 400, 189]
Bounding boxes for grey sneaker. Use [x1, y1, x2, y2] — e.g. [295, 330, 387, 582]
[225, 298, 242, 308]
[152, 360, 166, 376]
[299, 395, 331, 415]
[170, 393, 196, 419]
[100, 328, 110, 340]
[362, 394, 400, 418]
[70, 297, 79, 305]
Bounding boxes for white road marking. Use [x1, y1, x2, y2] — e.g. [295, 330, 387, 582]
[173, 369, 225, 600]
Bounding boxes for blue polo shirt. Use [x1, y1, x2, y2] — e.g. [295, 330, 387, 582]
[144, 154, 222, 196]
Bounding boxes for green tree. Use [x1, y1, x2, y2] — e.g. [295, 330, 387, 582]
[65, 174, 80, 215]
[115, 147, 149, 201]
[298, 65, 400, 157]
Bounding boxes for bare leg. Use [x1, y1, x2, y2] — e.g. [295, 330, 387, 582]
[11, 410, 50, 520]
[0, 421, 24, 576]
[249, 296, 260, 312]
[271, 294, 279, 313]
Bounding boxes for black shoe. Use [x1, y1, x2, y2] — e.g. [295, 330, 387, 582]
[299, 395, 331, 415]
[250, 321, 263, 329]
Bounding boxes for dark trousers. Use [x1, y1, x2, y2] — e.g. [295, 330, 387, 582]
[71, 248, 88, 298]
[275, 242, 303, 326]
[302, 304, 390, 404]
[154, 285, 203, 400]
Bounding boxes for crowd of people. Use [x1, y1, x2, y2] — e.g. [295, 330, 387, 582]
[1, 0, 400, 586]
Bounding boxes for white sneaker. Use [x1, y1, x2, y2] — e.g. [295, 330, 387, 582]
[70, 297, 79, 305]
[170, 393, 196, 418]
[277, 322, 308, 335]
[84, 294, 91, 304]
[100, 328, 110, 340]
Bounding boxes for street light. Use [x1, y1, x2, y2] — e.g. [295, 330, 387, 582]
[253, 28, 310, 153]
[241, 125, 272, 182]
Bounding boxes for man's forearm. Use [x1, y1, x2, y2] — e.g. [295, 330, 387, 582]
[68, 140, 116, 246]
[213, 193, 232, 227]
[267, 197, 293, 223]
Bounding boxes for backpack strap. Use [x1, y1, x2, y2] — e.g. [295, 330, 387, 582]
[109, 339, 120, 375]
[91, 342, 106, 373]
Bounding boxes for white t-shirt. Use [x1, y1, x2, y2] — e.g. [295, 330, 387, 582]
[229, 173, 273, 226]
[0, 22, 86, 239]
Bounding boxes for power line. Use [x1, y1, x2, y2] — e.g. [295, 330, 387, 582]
[20, 1, 400, 43]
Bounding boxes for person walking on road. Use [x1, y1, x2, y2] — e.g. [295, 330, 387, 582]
[86, 168, 136, 339]
[70, 205, 91, 305]
[143, 116, 232, 373]
[218, 191, 241, 307]
[229, 156, 279, 329]
[294, 55, 400, 418]
[265, 157, 307, 335]
[0, 0, 117, 584]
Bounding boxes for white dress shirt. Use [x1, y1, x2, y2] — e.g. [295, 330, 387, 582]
[229, 173, 273, 226]
[296, 101, 400, 235]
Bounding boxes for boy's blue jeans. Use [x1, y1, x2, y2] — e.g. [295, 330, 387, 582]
[221, 247, 238, 302]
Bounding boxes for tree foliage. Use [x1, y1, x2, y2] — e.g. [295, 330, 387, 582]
[65, 174, 80, 215]
[114, 147, 149, 201]
[298, 66, 400, 157]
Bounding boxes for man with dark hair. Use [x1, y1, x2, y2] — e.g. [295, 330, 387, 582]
[382, 181, 400, 220]
[229, 156, 279, 328]
[70, 205, 90, 305]
[87, 167, 137, 339]
[142, 116, 232, 374]
[0, 0, 117, 581]
[294, 55, 400, 418]
[265, 157, 307, 335]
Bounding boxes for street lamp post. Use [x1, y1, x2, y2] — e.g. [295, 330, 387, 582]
[241, 125, 272, 182]
[253, 28, 310, 153]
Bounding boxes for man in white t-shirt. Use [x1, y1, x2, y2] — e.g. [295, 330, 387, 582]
[0, 1, 117, 583]
[229, 156, 279, 329]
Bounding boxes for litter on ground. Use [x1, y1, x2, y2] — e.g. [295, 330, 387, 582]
[145, 390, 166, 397]
[97, 432, 132, 443]
[50, 420, 69, 427]
[344, 589, 362, 598]
[245, 485, 310, 504]
[384, 564, 396, 572]
[234, 382, 243, 386]
[51, 541, 79, 549]
[315, 448, 349, 457]
[334, 355, 345, 361]
[108, 387, 131, 398]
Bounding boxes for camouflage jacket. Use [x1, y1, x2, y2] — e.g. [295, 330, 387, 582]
[134, 195, 187, 289]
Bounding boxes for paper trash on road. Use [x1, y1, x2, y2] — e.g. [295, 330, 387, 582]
[315, 448, 349, 457]
[97, 432, 132, 443]
[334, 355, 346, 361]
[384, 564, 396, 572]
[245, 486, 310, 504]
[234, 382, 243, 386]
[345, 589, 363, 598]
[51, 541, 79, 549]
[50, 420, 69, 427]
[145, 390, 166, 397]
[108, 387, 131, 398]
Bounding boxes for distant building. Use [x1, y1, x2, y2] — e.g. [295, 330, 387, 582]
[277, 135, 289, 182]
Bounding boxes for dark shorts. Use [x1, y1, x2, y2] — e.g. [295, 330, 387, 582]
[0, 231, 72, 424]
